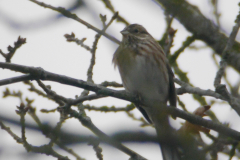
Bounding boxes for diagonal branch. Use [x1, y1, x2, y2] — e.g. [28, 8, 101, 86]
[69, 109, 147, 160]
[0, 62, 138, 103]
[214, 16, 240, 87]
[175, 78, 226, 100]
[175, 78, 240, 116]
[155, 0, 240, 73]
[100, 0, 129, 25]
[1, 62, 240, 141]
[29, 0, 120, 44]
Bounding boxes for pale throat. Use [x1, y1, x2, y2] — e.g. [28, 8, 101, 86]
[121, 34, 149, 49]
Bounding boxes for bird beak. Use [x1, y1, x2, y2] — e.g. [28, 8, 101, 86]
[120, 29, 129, 35]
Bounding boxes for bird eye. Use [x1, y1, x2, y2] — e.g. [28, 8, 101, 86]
[133, 29, 139, 33]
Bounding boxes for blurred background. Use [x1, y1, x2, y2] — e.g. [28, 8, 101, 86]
[0, 0, 240, 160]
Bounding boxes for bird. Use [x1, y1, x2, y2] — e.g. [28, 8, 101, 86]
[113, 24, 180, 160]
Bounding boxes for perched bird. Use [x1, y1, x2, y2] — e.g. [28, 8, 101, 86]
[113, 24, 179, 160]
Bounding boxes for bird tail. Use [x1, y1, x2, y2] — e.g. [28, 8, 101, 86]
[148, 105, 181, 160]
[160, 143, 180, 160]
[155, 121, 181, 160]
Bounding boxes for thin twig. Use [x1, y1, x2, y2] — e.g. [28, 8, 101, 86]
[175, 78, 240, 115]
[100, 0, 129, 25]
[14, 103, 69, 159]
[72, 94, 107, 104]
[214, 16, 240, 87]
[36, 80, 67, 105]
[29, 0, 120, 44]
[0, 121, 23, 143]
[169, 36, 195, 64]
[212, 15, 240, 115]
[175, 78, 225, 100]
[69, 109, 147, 160]
[211, 0, 221, 29]
[84, 103, 135, 112]
[88, 137, 103, 160]
[86, 12, 118, 84]
[64, 34, 91, 51]
[57, 142, 85, 160]
[0, 36, 26, 62]
[163, 14, 174, 55]
[3, 88, 24, 103]
[26, 105, 84, 160]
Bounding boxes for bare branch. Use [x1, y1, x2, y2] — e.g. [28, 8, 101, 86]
[72, 94, 107, 104]
[212, 15, 240, 115]
[0, 62, 139, 103]
[1, 63, 240, 142]
[88, 137, 103, 160]
[0, 75, 33, 86]
[175, 78, 225, 100]
[175, 78, 240, 115]
[0, 36, 26, 62]
[64, 34, 91, 51]
[68, 109, 147, 160]
[87, 12, 118, 84]
[100, 81, 123, 87]
[100, 0, 129, 25]
[36, 80, 67, 105]
[169, 36, 195, 64]
[29, 0, 120, 44]
[167, 106, 240, 141]
[26, 104, 84, 160]
[155, 0, 240, 73]
[214, 16, 240, 87]
[84, 103, 135, 112]
[14, 103, 70, 159]
[211, 0, 221, 28]
[0, 121, 23, 143]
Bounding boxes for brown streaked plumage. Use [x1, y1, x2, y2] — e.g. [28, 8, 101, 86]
[113, 24, 179, 160]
